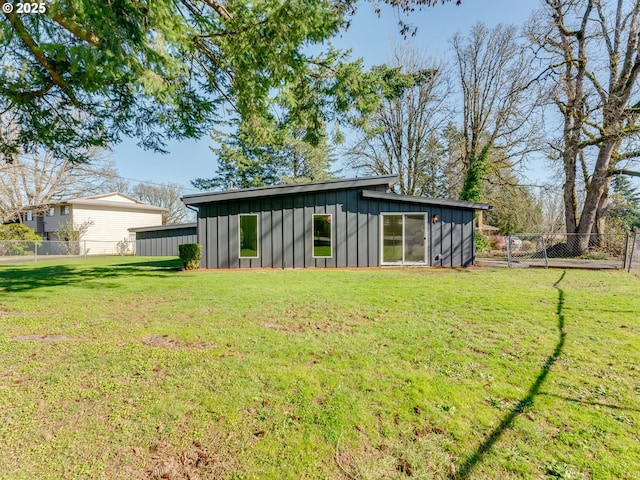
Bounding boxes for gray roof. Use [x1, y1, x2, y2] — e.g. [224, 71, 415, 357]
[182, 175, 398, 205]
[128, 223, 197, 233]
[360, 190, 492, 211]
[181, 175, 491, 211]
[26, 192, 167, 213]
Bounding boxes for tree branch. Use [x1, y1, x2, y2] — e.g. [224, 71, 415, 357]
[609, 168, 640, 177]
[201, 0, 232, 20]
[3, 11, 79, 106]
[51, 13, 100, 46]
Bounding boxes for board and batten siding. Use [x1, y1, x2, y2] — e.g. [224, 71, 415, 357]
[133, 225, 197, 256]
[195, 188, 477, 269]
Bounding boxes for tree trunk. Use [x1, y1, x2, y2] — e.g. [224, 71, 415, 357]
[562, 148, 578, 235]
[576, 140, 617, 253]
[593, 177, 610, 247]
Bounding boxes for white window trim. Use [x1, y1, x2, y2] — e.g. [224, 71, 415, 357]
[312, 213, 333, 258]
[238, 214, 260, 259]
[380, 212, 428, 266]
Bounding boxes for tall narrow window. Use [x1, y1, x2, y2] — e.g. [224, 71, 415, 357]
[60, 205, 70, 215]
[26, 211, 33, 221]
[313, 214, 332, 258]
[46, 207, 55, 217]
[239, 214, 259, 258]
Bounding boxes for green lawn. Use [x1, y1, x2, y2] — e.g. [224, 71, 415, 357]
[0, 257, 638, 479]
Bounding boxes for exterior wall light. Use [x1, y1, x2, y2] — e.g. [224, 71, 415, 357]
[432, 214, 439, 224]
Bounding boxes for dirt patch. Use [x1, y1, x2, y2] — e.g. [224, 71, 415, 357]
[146, 441, 211, 480]
[108, 441, 233, 480]
[260, 320, 354, 334]
[13, 334, 78, 342]
[141, 335, 215, 350]
[259, 312, 371, 334]
[0, 305, 29, 317]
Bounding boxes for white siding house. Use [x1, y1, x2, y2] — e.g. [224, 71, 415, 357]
[23, 193, 166, 255]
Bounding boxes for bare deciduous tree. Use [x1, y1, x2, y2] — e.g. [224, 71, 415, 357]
[347, 47, 454, 196]
[53, 218, 94, 254]
[452, 22, 541, 202]
[0, 148, 115, 223]
[531, 0, 640, 253]
[131, 182, 192, 225]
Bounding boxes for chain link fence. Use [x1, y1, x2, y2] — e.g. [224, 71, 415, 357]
[628, 232, 640, 275]
[0, 239, 135, 264]
[478, 232, 638, 270]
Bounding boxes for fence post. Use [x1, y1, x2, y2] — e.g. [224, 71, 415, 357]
[628, 232, 637, 273]
[34, 241, 38, 263]
[623, 232, 630, 270]
[541, 234, 549, 268]
[507, 234, 512, 268]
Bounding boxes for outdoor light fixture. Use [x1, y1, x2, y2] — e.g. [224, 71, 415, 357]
[432, 214, 439, 224]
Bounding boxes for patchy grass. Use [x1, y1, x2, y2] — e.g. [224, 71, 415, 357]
[0, 257, 638, 480]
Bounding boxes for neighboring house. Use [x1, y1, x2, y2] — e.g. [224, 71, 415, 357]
[132, 175, 490, 268]
[23, 193, 166, 255]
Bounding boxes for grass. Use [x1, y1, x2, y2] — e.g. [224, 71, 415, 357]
[0, 257, 638, 479]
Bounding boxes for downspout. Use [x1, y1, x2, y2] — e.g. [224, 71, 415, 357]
[185, 204, 202, 267]
[186, 204, 199, 215]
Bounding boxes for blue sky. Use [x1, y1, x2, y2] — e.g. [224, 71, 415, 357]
[111, 0, 540, 193]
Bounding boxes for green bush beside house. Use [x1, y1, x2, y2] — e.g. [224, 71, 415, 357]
[179, 243, 202, 270]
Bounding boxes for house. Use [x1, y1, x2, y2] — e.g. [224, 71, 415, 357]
[23, 193, 166, 255]
[129, 223, 197, 257]
[166, 175, 491, 268]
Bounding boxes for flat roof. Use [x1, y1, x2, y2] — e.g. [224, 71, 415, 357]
[128, 223, 197, 233]
[360, 190, 492, 211]
[182, 175, 398, 205]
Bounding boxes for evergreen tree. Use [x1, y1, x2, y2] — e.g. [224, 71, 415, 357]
[1, 0, 457, 163]
[608, 176, 640, 230]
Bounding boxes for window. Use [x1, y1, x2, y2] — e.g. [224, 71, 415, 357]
[60, 205, 70, 215]
[46, 207, 55, 217]
[382, 215, 403, 263]
[239, 214, 259, 258]
[381, 213, 426, 264]
[313, 214, 332, 258]
[26, 211, 33, 221]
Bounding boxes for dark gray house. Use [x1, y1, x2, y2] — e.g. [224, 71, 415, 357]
[179, 175, 491, 269]
[129, 223, 197, 256]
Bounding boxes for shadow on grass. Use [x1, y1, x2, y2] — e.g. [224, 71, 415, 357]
[539, 393, 640, 414]
[452, 271, 567, 480]
[0, 258, 184, 293]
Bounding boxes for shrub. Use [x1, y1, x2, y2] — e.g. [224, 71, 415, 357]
[520, 240, 535, 253]
[0, 224, 41, 255]
[179, 244, 202, 270]
[54, 219, 94, 255]
[475, 233, 491, 253]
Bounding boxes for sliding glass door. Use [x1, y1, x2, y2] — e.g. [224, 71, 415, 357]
[382, 213, 427, 265]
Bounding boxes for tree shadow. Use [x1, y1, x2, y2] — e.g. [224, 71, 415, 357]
[118, 259, 184, 269]
[539, 392, 640, 414]
[0, 258, 183, 293]
[452, 271, 567, 480]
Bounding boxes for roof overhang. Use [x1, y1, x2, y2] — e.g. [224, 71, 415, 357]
[128, 223, 197, 233]
[360, 190, 492, 211]
[68, 198, 168, 212]
[182, 175, 398, 205]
